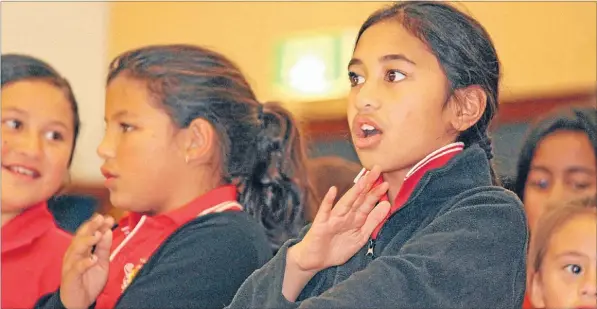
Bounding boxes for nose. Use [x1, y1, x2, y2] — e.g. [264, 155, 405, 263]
[546, 180, 567, 205]
[96, 129, 115, 160]
[354, 79, 382, 112]
[11, 130, 43, 159]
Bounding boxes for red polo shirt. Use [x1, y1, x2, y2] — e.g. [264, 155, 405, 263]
[95, 185, 243, 309]
[1, 202, 72, 309]
[354, 142, 464, 239]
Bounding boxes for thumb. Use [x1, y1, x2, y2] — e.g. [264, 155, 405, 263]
[361, 201, 391, 237]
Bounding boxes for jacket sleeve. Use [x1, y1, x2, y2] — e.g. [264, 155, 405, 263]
[227, 189, 528, 309]
[114, 222, 269, 309]
[34, 291, 66, 309]
[34, 291, 96, 309]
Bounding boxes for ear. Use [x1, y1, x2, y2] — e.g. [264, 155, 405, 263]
[447, 85, 487, 132]
[529, 271, 546, 309]
[184, 118, 217, 165]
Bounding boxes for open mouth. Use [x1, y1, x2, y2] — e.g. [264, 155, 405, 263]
[2, 164, 41, 179]
[359, 123, 382, 138]
[352, 117, 384, 149]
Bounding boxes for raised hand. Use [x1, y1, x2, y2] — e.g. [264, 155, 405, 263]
[60, 215, 114, 309]
[289, 165, 391, 273]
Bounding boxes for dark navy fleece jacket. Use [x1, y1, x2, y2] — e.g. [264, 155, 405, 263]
[35, 212, 272, 309]
[226, 145, 529, 309]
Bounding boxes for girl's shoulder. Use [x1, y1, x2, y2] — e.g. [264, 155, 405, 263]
[438, 185, 526, 225]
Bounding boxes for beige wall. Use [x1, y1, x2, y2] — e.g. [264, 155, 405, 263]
[1, 2, 109, 182]
[108, 2, 597, 105]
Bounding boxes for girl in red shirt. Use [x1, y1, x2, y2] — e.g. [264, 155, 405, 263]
[1, 54, 81, 308]
[35, 45, 314, 309]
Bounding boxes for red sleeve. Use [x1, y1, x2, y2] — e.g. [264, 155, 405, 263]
[39, 228, 72, 295]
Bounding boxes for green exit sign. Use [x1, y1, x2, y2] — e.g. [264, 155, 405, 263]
[274, 29, 357, 101]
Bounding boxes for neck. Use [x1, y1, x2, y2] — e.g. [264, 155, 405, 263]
[154, 165, 224, 215]
[381, 168, 410, 203]
[1, 210, 21, 227]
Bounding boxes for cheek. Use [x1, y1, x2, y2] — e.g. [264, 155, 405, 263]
[118, 134, 174, 177]
[523, 192, 545, 231]
[543, 273, 576, 308]
[43, 147, 71, 187]
[2, 133, 14, 156]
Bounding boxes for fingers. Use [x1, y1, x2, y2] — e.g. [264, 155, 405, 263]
[316, 186, 338, 218]
[99, 216, 115, 234]
[75, 214, 105, 237]
[333, 165, 383, 216]
[63, 232, 102, 273]
[94, 229, 113, 267]
[360, 201, 391, 238]
[73, 254, 99, 274]
[63, 214, 113, 273]
[355, 181, 390, 216]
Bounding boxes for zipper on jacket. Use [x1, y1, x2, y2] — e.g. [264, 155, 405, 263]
[365, 238, 375, 257]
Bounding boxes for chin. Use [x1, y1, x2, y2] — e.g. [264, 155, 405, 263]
[109, 192, 155, 214]
[109, 193, 135, 211]
[1, 196, 42, 213]
[355, 151, 392, 172]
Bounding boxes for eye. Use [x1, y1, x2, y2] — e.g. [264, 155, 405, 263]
[529, 178, 550, 190]
[119, 122, 134, 133]
[348, 71, 365, 87]
[44, 131, 64, 141]
[564, 264, 583, 275]
[572, 182, 591, 190]
[3, 119, 23, 130]
[385, 70, 406, 82]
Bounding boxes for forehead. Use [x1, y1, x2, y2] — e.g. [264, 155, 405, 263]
[353, 20, 438, 68]
[546, 214, 597, 258]
[105, 75, 163, 116]
[1, 80, 74, 128]
[532, 130, 596, 171]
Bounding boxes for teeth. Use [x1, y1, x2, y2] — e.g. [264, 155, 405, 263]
[361, 124, 376, 131]
[9, 166, 35, 177]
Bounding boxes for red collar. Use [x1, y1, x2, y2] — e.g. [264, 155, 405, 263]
[121, 185, 242, 229]
[1, 202, 57, 254]
[354, 142, 464, 239]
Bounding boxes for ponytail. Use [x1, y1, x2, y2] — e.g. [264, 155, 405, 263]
[238, 102, 316, 251]
[106, 45, 316, 251]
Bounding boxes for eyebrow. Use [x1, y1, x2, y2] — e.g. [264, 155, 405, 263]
[530, 165, 596, 175]
[2, 106, 27, 115]
[555, 251, 589, 259]
[104, 110, 135, 122]
[529, 166, 552, 174]
[348, 53, 417, 69]
[3, 106, 69, 130]
[565, 166, 596, 175]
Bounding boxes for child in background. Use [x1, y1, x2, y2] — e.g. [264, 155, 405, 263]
[514, 107, 596, 308]
[515, 107, 597, 232]
[527, 196, 596, 309]
[1, 54, 80, 308]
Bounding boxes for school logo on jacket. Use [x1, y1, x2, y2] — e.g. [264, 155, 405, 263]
[121, 258, 147, 291]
